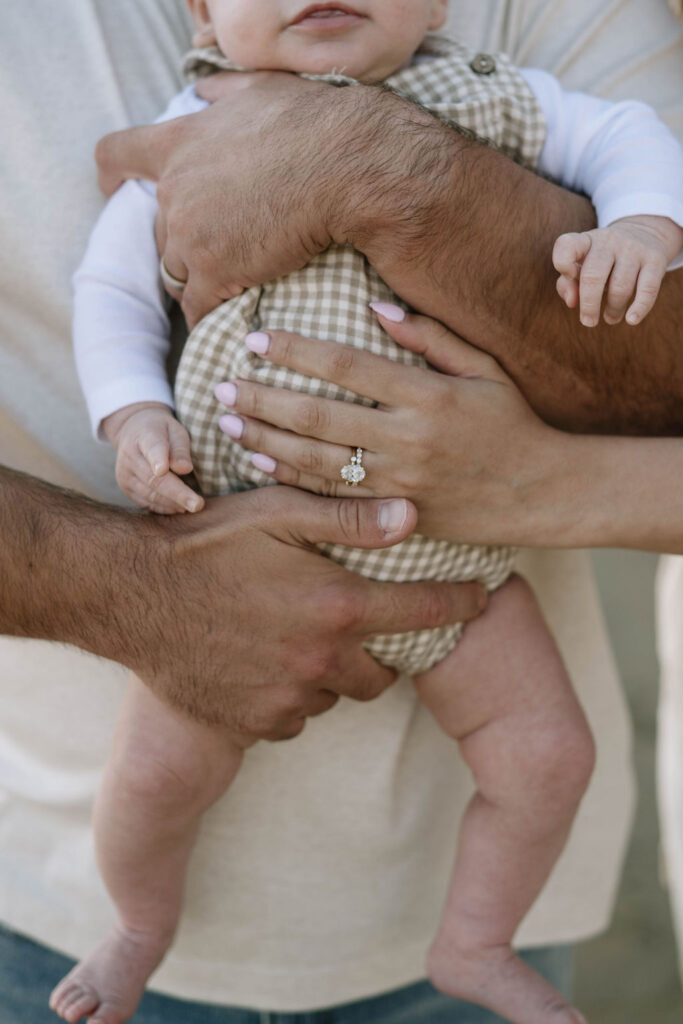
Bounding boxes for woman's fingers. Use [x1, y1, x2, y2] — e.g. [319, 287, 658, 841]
[368, 304, 506, 379]
[217, 378, 386, 447]
[219, 410, 378, 492]
[243, 327, 423, 406]
[252, 453, 374, 499]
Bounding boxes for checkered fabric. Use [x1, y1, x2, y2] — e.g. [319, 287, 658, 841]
[175, 39, 546, 676]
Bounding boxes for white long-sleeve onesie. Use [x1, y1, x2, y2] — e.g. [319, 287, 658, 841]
[74, 66, 683, 438]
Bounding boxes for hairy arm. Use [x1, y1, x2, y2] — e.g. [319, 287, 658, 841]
[329, 88, 683, 435]
[0, 465, 485, 729]
[99, 76, 682, 435]
[0, 466, 164, 660]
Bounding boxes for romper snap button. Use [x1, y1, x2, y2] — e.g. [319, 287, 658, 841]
[470, 53, 496, 75]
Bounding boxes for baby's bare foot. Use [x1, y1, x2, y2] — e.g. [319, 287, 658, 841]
[49, 924, 172, 1024]
[428, 938, 588, 1024]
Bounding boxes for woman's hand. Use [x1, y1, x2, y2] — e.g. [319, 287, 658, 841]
[214, 306, 571, 546]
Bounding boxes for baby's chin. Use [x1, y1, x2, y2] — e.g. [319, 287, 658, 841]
[288, 56, 404, 82]
[239, 42, 406, 83]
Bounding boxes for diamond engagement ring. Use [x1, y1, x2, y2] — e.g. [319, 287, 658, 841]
[340, 448, 366, 486]
[159, 257, 188, 293]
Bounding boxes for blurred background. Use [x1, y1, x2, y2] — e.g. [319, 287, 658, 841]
[575, 552, 681, 1023]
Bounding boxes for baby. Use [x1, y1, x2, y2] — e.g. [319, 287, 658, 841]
[52, 3, 683, 1024]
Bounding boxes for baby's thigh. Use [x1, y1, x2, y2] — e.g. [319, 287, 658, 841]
[414, 577, 595, 807]
[414, 576, 572, 727]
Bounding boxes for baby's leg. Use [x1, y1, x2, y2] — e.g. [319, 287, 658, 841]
[415, 576, 594, 1024]
[50, 673, 247, 1024]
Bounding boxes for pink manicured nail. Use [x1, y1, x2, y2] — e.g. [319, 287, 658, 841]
[219, 414, 244, 439]
[214, 381, 237, 406]
[369, 301, 406, 323]
[251, 453, 277, 473]
[245, 331, 271, 354]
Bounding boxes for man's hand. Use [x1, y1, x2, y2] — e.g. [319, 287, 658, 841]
[0, 467, 485, 741]
[95, 71, 683, 434]
[97, 72, 350, 327]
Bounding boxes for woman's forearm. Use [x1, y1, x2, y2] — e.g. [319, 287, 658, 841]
[515, 431, 683, 553]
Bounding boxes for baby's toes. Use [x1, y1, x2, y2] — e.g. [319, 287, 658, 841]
[50, 979, 100, 1022]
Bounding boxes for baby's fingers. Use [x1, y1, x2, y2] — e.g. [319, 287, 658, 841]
[138, 431, 171, 478]
[624, 259, 666, 326]
[578, 239, 616, 327]
[602, 254, 642, 324]
[552, 232, 592, 278]
[150, 470, 203, 513]
[556, 274, 579, 310]
[129, 469, 204, 515]
[167, 418, 194, 475]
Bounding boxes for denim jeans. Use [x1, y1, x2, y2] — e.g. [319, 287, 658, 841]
[0, 923, 572, 1023]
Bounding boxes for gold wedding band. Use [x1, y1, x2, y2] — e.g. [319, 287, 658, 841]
[159, 257, 188, 293]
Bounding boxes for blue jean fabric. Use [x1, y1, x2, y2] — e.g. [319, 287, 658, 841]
[0, 923, 572, 1024]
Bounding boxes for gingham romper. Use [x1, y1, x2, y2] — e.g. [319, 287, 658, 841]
[175, 38, 547, 676]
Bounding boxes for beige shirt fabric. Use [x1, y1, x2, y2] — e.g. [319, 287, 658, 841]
[0, 0, 680, 1012]
[657, 555, 683, 980]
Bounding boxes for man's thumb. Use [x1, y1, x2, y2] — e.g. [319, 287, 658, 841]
[288, 495, 418, 549]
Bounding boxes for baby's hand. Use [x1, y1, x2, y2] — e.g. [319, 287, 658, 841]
[553, 214, 682, 327]
[102, 402, 205, 514]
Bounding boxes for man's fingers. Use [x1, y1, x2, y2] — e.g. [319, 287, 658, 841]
[274, 489, 417, 547]
[95, 123, 170, 196]
[159, 244, 190, 302]
[360, 579, 487, 637]
[369, 305, 504, 380]
[181, 277, 243, 331]
[328, 647, 398, 703]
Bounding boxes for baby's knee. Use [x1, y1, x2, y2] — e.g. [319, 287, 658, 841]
[520, 712, 596, 813]
[107, 732, 237, 816]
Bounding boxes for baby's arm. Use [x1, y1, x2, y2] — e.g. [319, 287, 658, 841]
[553, 214, 683, 327]
[74, 86, 211, 511]
[522, 68, 683, 327]
[103, 401, 203, 515]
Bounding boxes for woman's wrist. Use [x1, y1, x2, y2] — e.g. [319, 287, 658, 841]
[517, 430, 683, 553]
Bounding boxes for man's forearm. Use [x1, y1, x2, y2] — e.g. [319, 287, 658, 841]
[334, 88, 683, 435]
[0, 465, 157, 662]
